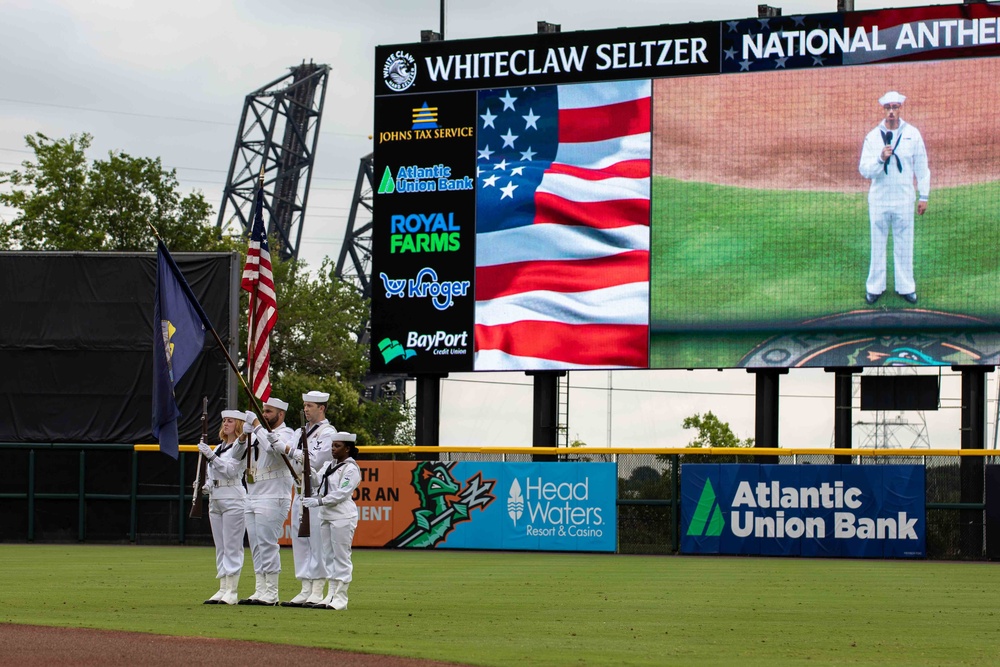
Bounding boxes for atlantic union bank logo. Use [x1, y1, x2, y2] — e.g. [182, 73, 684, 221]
[687, 477, 725, 538]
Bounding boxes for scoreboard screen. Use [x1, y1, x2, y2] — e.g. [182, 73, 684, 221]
[373, 3, 1000, 373]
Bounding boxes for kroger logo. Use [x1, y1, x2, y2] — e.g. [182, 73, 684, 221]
[379, 267, 470, 311]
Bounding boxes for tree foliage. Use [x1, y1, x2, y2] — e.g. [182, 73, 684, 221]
[1, 132, 413, 445]
[648, 410, 757, 480]
[681, 411, 754, 449]
[254, 257, 413, 446]
[676, 411, 754, 465]
[0, 132, 228, 252]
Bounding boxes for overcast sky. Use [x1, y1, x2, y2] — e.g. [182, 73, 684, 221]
[1, 0, 990, 449]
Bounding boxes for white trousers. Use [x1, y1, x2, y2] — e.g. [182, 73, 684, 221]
[290, 496, 328, 579]
[320, 516, 358, 583]
[867, 203, 916, 295]
[208, 497, 246, 577]
[245, 496, 291, 574]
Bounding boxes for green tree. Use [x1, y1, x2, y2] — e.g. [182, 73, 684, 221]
[681, 411, 754, 449]
[675, 411, 754, 465]
[1, 132, 413, 445]
[0, 132, 228, 252]
[245, 256, 413, 446]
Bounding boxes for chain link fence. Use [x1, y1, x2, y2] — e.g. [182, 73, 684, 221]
[2, 444, 995, 559]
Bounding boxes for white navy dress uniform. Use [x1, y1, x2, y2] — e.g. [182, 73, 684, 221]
[859, 91, 930, 301]
[240, 398, 296, 606]
[302, 432, 361, 610]
[201, 409, 248, 606]
[285, 390, 337, 606]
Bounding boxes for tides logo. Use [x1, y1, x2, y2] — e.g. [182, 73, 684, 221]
[737, 311, 1000, 368]
[388, 462, 496, 548]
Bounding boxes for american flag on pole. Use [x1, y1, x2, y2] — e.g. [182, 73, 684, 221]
[474, 80, 651, 370]
[241, 186, 276, 400]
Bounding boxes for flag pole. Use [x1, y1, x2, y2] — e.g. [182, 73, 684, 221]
[149, 222, 300, 483]
[246, 169, 265, 480]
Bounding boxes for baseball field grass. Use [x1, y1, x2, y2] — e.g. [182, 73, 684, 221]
[650, 177, 1000, 328]
[1, 544, 999, 666]
[648, 177, 1000, 368]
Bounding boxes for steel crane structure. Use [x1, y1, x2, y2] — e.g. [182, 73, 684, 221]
[216, 62, 330, 261]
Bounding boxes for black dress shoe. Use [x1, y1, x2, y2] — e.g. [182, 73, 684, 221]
[280, 601, 304, 607]
[901, 292, 917, 304]
[203, 599, 219, 605]
[865, 292, 882, 305]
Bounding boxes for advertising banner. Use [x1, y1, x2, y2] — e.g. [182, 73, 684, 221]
[372, 3, 1000, 372]
[681, 464, 925, 558]
[346, 461, 617, 552]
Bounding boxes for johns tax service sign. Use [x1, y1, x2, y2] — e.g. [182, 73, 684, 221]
[681, 464, 925, 558]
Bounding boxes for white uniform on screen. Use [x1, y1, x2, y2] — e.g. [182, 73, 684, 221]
[859, 90, 930, 304]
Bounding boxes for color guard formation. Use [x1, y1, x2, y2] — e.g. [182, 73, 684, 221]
[194, 390, 361, 610]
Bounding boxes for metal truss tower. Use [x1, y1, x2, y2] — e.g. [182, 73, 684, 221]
[216, 62, 330, 261]
[334, 153, 374, 300]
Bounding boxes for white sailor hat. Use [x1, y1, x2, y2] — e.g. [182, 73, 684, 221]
[302, 390, 330, 403]
[221, 409, 245, 420]
[264, 397, 288, 411]
[879, 91, 906, 106]
[331, 431, 357, 442]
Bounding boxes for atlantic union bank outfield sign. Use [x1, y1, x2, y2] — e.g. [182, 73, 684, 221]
[681, 464, 925, 558]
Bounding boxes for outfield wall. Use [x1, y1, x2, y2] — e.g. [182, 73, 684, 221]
[0, 444, 993, 560]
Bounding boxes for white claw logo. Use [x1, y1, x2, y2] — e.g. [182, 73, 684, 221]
[507, 478, 524, 525]
[383, 50, 417, 92]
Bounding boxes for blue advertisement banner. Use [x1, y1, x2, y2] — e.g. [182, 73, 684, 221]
[434, 462, 617, 552]
[681, 464, 925, 558]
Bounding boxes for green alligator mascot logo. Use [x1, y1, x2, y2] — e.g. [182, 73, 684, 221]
[390, 462, 496, 548]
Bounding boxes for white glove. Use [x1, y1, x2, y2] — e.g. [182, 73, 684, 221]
[267, 433, 285, 454]
[201, 483, 211, 497]
[245, 410, 258, 427]
[242, 420, 254, 435]
[197, 442, 214, 458]
[301, 497, 321, 508]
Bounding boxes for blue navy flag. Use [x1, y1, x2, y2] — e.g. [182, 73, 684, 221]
[153, 242, 207, 459]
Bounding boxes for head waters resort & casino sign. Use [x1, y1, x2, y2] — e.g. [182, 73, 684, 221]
[681, 464, 926, 558]
[372, 3, 1000, 374]
[343, 461, 617, 552]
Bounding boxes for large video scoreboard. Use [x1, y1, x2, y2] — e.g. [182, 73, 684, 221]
[372, 3, 1000, 373]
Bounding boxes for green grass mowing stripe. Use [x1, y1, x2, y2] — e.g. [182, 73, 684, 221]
[1, 544, 999, 666]
[651, 177, 1000, 327]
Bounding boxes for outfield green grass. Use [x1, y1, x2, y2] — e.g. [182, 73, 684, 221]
[1, 544, 998, 666]
[650, 177, 1000, 328]
[648, 177, 1000, 368]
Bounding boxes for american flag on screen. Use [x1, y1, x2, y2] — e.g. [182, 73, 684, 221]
[474, 80, 651, 370]
[241, 186, 276, 400]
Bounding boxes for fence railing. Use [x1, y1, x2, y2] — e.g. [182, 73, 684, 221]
[1, 444, 995, 558]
